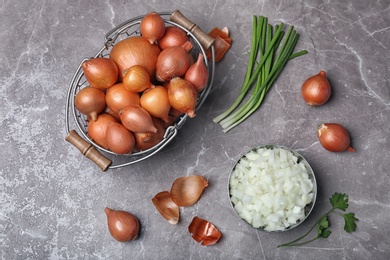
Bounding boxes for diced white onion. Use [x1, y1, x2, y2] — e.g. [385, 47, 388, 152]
[229, 146, 314, 231]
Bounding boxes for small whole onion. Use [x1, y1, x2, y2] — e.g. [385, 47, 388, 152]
[301, 70, 332, 106]
[134, 117, 165, 151]
[318, 123, 354, 152]
[82, 57, 118, 89]
[106, 122, 135, 154]
[105, 207, 140, 242]
[140, 12, 166, 44]
[122, 65, 152, 93]
[88, 113, 118, 149]
[119, 105, 157, 133]
[184, 53, 209, 92]
[158, 26, 190, 50]
[105, 83, 140, 114]
[167, 77, 197, 118]
[140, 86, 171, 123]
[75, 87, 106, 121]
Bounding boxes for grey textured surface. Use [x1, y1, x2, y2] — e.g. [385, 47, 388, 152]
[1, 1, 389, 259]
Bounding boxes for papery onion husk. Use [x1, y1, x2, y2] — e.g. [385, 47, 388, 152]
[155, 42, 191, 82]
[75, 87, 106, 121]
[82, 57, 118, 89]
[88, 113, 118, 149]
[109, 36, 161, 79]
[106, 122, 135, 154]
[184, 53, 209, 92]
[151, 191, 180, 225]
[119, 105, 157, 133]
[105, 207, 139, 242]
[140, 12, 166, 44]
[170, 175, 208, 206]
[140, 85, 171, 123]
[158, 26, 190, 50]
[106, 83, 140, 114]
[188, 216, 222, 246]
[318, 123, 354, 152]
[133, 117, 165, 151]
[167, 77, 197, 118]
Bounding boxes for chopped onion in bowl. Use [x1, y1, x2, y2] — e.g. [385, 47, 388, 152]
[229, 145, 316, 232]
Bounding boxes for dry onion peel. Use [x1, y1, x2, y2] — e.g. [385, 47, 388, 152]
[188, 216, 222, 246]
[170, 175, 208, 206]
[151, 191, 180, 225]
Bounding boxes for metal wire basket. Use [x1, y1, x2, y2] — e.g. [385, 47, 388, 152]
[65, 10, 215, 171]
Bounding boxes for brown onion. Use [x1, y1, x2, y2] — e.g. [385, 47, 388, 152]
[170, 175, 208, 206]
[301, 70, 332, 106]
[184, 53, 209, 92]
[122, 65, 152, 93]
[155, 42, 192, 82]
[75, 87, 106, 121]
[106, 83, 140, 114]
[109, 36, 161, 79]
[151, 191, 180, 225]
[82, 57, 118, 89]
[167, 77, 197, 118]
[318, 123, 354, 152]
[158, 26, 189, 50]
[188, 216, 222, 246]
[119, 105, 157, 133]
[88, 113, 118, 149]
[105, 208, 139, 242]
[140, 12, 166, 44]
[106, 122, 135, 154]
[133, 117, 165, 151]
[104, 106, 121, 121]
[140, 86, 171, 123]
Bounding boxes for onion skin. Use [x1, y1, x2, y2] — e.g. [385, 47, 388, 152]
[140, 86, 171, 123]
[75, 87, 106, 121]
[133, 117, 165, 151]
[188, 216, 222, 246]
[167, 77, 197, 118]
[151, 191, 180, 225]
[119, 105, 157, 133]
[155, 44, 191, 82]
[184, 53, 209, 92]
[88, 113, 118, 149]
[140, 12, 166, 44]
[106, 122, 135, 154]
[318, 123, 354, 152]
[106, 83, 140, 114]
[82, 57, 118, 89]
[170, 175, 208, 206]
[301, 70, 331, 106]
[105, 208, 139, 242]
[122, 65, 152, 93]
[158, 26, 189, 50]
[109, 36, 161, 79]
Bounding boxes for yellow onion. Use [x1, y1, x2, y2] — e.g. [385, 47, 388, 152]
[82, 57, 118, 89]
[170, 175, 208, 206]
[140, 86, 171, 123]
[105, 83, 140, 114]
[105, 122, 135, 154]
[188, 216, 222, 246]
[140, 12, 166, 44]
[119, 105, 157, 133]
[105, 208, 139, 242]
[122, 65, 152, 93]
[88, 113, 118, 149]
[318, 123, 354, 152]
[301, 70, 332, 106]
[158, 26, 190, 50]
[75, 87, 106, 121]
[167, 77, 197, 118]
[109, 36, 161, 79]
[151, 191, 180, 225]
[184, 53, 209, 92]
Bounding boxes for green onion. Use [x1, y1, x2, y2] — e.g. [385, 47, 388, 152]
[213, 16, 308, 132]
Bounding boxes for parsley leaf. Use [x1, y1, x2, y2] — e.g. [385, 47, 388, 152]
[330, 193, 349, 211]
[343, 212, 359, 233]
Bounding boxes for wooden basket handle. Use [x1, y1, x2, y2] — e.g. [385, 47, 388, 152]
[65, 130, 112, 171]
[170, 10, 215, 50]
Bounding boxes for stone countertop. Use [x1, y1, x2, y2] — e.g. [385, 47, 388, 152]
[1, 1, 389, 259]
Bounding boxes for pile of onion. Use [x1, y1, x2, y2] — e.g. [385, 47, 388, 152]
[73, 12, 211, 155]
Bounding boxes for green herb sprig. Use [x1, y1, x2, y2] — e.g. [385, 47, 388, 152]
[277, 192, 359, 248]
[213, 16, 308, 132]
